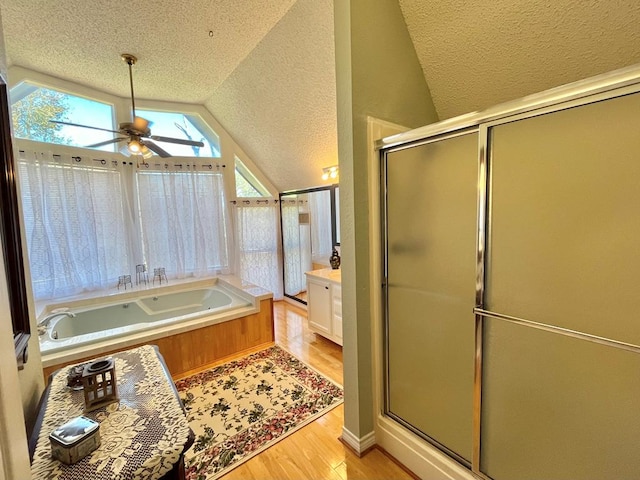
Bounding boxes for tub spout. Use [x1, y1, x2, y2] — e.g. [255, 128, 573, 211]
[37, 311, 76, 335]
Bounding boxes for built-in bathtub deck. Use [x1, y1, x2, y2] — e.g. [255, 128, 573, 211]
[40, 276, 274, 381]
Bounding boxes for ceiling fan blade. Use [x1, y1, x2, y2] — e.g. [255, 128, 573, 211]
[143, 140, 171, 158]
[149, 135, 205, 147]
[85, 138, 128, 148]
[49, 119, 121, 134]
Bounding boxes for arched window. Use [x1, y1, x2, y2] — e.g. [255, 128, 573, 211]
[10, 81, 115, 151]
[136, 109, 220, 157]
[235, 156, 269, 197]
[9, 82, 222, 158]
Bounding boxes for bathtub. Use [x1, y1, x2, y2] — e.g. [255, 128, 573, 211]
[38, 276, 274, 374]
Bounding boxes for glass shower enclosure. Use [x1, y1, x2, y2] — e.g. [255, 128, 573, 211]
[380, 76, 640, 479]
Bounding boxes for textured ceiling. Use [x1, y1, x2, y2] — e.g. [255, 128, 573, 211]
[0, 0, 335, 191]
[0, 0, 297, 103]
[205, 0, 337, 191]
[398, 0, 640, 120]
[2, 1, 640, 191]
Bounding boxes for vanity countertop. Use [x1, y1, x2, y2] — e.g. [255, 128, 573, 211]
[305, 268, 341, 285]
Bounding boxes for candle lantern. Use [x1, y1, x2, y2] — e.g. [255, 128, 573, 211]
[81, 358, 119, 411]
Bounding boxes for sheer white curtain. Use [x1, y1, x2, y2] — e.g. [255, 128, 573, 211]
[298, 199, 312, 277]
[309, 190, 333, 264]
[16, 141, 234, 300]
[17, 149, 135, 299]
[234, 200, 282, 299]
[136, 163, 231, 279]
[281, 200, 304, 295]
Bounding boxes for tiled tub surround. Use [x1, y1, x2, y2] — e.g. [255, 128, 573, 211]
[39, 276, 275, 380]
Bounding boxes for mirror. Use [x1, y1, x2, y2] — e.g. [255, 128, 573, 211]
[334, 186, 340, 245]
[280, 185, 338, 304]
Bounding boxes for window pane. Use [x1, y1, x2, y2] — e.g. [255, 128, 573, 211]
[11, 82, 115, 151]
[235, 157, 269, 197]
[136, 110, 220, 157]
[235, 168, 263, 197]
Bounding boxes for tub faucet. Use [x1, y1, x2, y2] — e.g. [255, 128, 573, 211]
[37, 311, 75, 335]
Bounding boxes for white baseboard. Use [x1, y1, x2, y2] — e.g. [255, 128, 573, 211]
[341, 427, 377, 455]
[376, 416, 476, 480]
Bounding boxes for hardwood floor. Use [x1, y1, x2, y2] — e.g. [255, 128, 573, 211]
[275, 300, 343, 385]
[221, 300, 415, 480]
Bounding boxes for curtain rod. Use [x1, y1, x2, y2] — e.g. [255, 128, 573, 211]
[19, 150, 226, 170]
[229, 199, 279, 204]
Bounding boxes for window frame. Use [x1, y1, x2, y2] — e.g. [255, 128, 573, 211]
[235, 156, 270, 197]
[10, 79, 117, 150]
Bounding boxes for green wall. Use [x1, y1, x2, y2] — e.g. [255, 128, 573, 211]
[334, 0, 439, 438]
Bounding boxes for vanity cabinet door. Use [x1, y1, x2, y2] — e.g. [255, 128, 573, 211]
[332, 285, 342, 344]
[307, 278, 331, 336]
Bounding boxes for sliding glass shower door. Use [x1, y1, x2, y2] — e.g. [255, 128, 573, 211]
[383, 131, 479, 464]
[480, 91, 640, 480]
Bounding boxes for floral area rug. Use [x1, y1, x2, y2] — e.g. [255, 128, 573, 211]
[175, 345, 344, 480]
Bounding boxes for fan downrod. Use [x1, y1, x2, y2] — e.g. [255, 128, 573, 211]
[121, 53, 137, 66]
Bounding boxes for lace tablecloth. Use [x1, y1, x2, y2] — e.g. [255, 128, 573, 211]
[31, 345, 193, 480]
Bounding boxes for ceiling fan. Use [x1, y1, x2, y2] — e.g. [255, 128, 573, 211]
[50, 54, 204, 158]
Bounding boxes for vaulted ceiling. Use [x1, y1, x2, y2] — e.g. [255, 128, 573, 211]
[398, 0, 640, 120]
[1, 0, 640, 191]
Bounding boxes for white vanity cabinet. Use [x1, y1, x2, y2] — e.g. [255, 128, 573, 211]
[305, 269, 342, 346]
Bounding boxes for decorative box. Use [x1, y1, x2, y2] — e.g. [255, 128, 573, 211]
[49, 416, 100, 465]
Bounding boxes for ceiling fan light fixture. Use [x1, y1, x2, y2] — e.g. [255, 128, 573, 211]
[140, 144, 153, 159]
[127, 139, 142, 154]
[119, 144, 131, 157]
[132, 116, 150, 132]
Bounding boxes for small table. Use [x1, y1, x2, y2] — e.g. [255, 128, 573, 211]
[30, 345, 194, 479]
